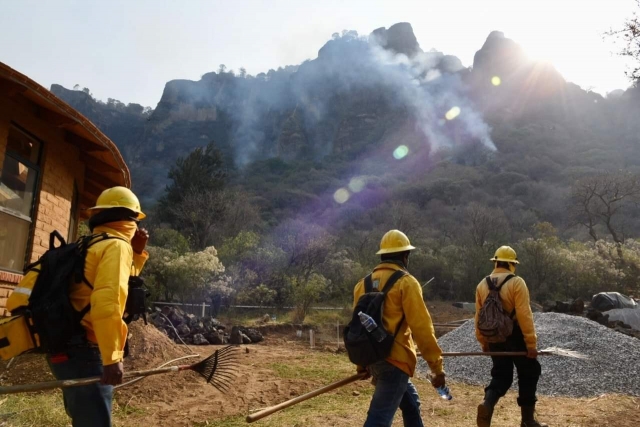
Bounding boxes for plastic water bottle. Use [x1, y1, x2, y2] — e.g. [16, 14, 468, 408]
[436, 385, 453, 400]
[358, 311, 387, 342]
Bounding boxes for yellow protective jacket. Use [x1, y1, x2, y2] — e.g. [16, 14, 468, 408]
[474, 268, 537, 350]
[352, 262, 444, 376]
[8, 222, 147, 365]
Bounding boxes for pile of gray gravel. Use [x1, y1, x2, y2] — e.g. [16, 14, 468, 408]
[419, 312, 640, 397]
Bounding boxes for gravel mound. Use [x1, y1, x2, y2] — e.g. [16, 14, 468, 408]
[419, 312, 640, 397]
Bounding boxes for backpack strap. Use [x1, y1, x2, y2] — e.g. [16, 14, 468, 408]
[364, 274, 373, 293]
[76, 233, 129, 289]
[485, 274, 517, 318]
[485, 274, 515, 291]
[382, 270, 406, 295]
[382, 270, 407, 337]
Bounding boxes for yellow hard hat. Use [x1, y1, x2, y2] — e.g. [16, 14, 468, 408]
[490, 246, 519, 264]
[87, 186, 146, 219]
[376, 230, 416, 255]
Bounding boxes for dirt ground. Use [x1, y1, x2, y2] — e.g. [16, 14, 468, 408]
[0, 304, 637, 426]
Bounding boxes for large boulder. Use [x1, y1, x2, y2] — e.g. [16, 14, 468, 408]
[192, 334, 210, 345]
[229, 326, 243, 345]
[242, 328, 264, 343]
[241, 333, 252, 344]
[204, 330, 224, 345]
[176, 324, 190, 336]
[168, 308, 185, 326]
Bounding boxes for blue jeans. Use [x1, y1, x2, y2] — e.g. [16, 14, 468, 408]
[364, 360, 424, 427]
[47, 345, 113, 427]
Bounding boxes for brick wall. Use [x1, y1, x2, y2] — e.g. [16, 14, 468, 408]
[30, 144, 78, 262]
[0, 95, 84, 297]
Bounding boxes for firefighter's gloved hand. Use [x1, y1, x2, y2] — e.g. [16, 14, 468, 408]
[357, 366, 371, 380]
[430, 373, 446, 388]
[101, 361, 124, 385]
[526, 348, 538, 359]
[132, 228, 149, 254]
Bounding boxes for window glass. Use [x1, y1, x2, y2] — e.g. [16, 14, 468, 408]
[0, 125, 41, 272]
[0, 212, 30, 272]
[0, 154, 38, 218]
[6, 126, 40, 164]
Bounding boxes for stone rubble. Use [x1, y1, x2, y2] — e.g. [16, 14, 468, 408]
[149, 307, 264, 345]
[420, 312, 640, 397]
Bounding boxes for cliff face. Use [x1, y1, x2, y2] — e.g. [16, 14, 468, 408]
[53, 25, 639, 202]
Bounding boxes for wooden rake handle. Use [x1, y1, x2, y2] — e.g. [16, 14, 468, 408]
[246, 372, 367, 423]
[419, 351, 554, 357]
[0, 365, 189, 394]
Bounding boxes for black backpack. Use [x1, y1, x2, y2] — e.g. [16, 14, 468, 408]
[344, 270, 406, 367]
[16, 231, 147, 354]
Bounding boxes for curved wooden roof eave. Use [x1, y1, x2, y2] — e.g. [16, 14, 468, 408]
[0, 61, 131, 188]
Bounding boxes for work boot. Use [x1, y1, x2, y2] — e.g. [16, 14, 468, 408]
[520, 405, 548, 427]
[477, 390, 500, 427]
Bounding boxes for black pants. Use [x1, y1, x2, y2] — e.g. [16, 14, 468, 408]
[486, 324, 541, 407]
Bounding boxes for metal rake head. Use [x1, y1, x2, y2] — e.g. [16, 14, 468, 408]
[540, 346, 589, 359]
[191, 345, 241, 392]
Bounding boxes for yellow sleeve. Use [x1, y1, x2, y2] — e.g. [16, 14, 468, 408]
[401, 277, 444, 375]
[91, 240, 131, 365]
[131, 250, 149, 276]
[352, 279, 364, 370]
[352, 280, 364, 310]
[475, 285, 488, 349]
[513, 278, 537, 350]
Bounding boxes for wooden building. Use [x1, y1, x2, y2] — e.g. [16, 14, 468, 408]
[0, 62, 130, 313]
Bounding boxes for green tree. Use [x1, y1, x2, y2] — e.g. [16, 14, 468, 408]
[291, 273, 328, 323]
[150, 227, 190, 254]
[608, 1, 640, 81]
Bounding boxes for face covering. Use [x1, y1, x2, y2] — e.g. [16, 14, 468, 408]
[105, 221, 138, 241]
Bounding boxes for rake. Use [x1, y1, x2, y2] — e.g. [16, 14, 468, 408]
[0, 345, 240, 395]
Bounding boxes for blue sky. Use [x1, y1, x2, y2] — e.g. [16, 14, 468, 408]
[1, 0, 636, 107]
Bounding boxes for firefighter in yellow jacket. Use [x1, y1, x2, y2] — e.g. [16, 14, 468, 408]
[8, 187, 149, 427]
[352, 230, 444, 427]
[474, 246, 547, 427]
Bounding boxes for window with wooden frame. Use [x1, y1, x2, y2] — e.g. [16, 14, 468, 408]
[0, 125, 41, 273]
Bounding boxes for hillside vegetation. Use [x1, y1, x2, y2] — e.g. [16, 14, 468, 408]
[55, 23, 640, 316]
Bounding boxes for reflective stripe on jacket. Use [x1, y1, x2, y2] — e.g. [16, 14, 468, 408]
[474, 267, 537, 350]
[352, 262, 444, 376]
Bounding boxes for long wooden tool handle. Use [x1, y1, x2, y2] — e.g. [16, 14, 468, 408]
[0, 365, 186, 395]
[246, 372, 367, 423]
[420, 351, 552, 357]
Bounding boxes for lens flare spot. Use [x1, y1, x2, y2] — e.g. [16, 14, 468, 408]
[445, 106, 461, 120]
[393, 145, 409, 160]
[348, 177, 366, 193]
[333, 188, 350, 204]
[491, 76, 501, 86]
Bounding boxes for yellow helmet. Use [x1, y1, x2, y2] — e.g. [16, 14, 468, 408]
[87, 186, 146, 219]
[490, 246, 519, 264]
[376, 230, 416, 255]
